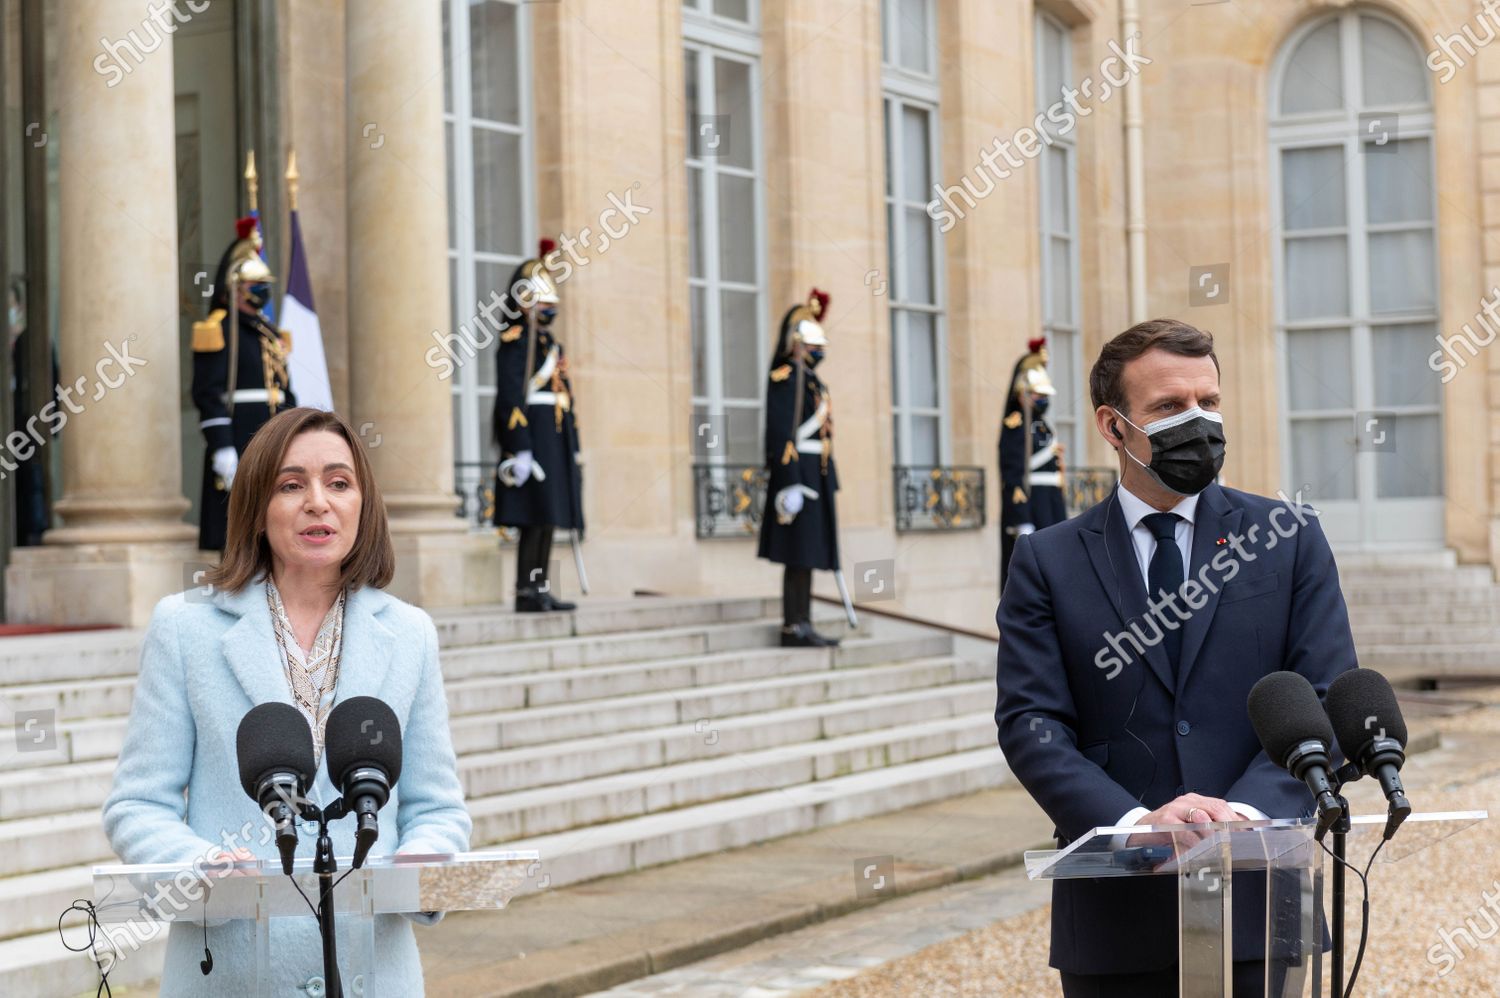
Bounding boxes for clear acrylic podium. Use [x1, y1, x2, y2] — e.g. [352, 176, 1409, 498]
[90, 849, 539, 996]
[1025, 811, 1486, 997]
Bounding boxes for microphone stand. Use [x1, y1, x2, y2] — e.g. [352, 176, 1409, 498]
[1329, 791, 1350, 997]
[305, 800, 349, 998]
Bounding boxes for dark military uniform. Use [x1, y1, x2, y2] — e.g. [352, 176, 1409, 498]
[757, 291, 840, 646]
[999, 341, 1066, 591]
[491, 249, 584, 611]
[190, 225, 294, 552]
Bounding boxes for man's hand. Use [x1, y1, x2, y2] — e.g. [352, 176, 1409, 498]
[1127, 794, 1239, 848]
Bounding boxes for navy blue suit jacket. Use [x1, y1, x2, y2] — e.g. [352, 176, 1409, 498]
[995, 483, 1357, 975]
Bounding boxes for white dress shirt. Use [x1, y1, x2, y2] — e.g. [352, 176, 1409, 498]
[1110, 482, 1268, 827]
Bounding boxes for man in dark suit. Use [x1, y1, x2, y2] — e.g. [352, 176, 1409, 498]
[995, 318, 1358, 997]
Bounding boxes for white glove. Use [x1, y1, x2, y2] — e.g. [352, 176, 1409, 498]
[1018, 523, 1035, 536]
[212, 446, 238, 490]
[774, 484, 819, 524]
[513, 451, 534, 486]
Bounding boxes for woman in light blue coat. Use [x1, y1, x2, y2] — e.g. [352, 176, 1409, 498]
[103, 407, 472, 997]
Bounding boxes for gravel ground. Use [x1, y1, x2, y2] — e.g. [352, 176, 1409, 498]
[809, 688, 1500, 997]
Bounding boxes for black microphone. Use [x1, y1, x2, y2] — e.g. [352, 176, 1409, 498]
[1248, 671, 1344, 840]
[1328, 668, 1412, 839]
[325, 697, 403, 869]
[236, 702, 317, 875]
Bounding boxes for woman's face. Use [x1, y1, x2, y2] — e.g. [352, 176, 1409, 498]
[265, 430, 362, 578]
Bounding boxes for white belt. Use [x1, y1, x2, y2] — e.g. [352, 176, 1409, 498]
[1029, 442, 1056, 470]
[527, 391, 569, 406]
[796, 440, 825, 455]
[1028, 471, 1062, 487]
[230, 389, 271, 403]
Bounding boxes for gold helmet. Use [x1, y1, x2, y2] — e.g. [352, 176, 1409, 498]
[512, 238, 560, 307]
[1013, 337, 1056, 397]
[787, 288, 830, 347]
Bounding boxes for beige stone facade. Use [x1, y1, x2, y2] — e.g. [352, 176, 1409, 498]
[2, 0, 1494, 631]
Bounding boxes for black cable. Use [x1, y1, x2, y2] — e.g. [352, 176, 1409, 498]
[57, 900, 113, 998]
[1342, 836, 1386, 998]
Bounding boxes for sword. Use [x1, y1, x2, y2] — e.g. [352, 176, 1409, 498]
[833, 568, 858, 629]
[571, 529, 590, 595]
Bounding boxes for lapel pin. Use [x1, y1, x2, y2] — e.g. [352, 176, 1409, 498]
[1215, 537, 1227, 546]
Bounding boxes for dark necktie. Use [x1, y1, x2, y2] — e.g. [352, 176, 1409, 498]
[1143, 512, 1184, 675]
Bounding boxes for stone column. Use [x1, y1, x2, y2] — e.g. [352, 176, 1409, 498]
[5, 0, 198, 625]
[346, 0, 469, 606]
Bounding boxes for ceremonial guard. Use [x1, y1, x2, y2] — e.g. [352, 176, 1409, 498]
[758, 289, 842, 647]
[999, 337, 1066, 590]
[191, 202, 294, 552]
[493, 240, 585, 613]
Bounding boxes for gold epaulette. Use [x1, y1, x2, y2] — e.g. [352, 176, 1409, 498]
[507, 407, 529, 430]
[278, 328, 293, 354]
[1004, 410, 1022, 429]
[1012, 486, 1026, 504]
[192, 310, 226, 352]
[500, 325, 523, 343]
[770, 364, 792, 382]
[781, 440, 797, 465]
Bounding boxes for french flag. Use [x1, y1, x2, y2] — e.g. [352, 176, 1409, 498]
[282, 209, 334, 411]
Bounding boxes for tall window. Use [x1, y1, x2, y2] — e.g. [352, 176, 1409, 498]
[1035, 11, 1082, 458]
[1270, 9, 1441, 546]
[685, 0, 765, 464]
[882, 0, 947, 466]
[443, 0, 533, 512]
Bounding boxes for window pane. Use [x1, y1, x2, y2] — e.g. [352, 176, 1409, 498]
[442, 1, 453, 113]
[1372, 323, 1441, 407]
[1044, 146, 1071, 235]
[452, 393, 465, 465]
[904, 310, 938, 408]
[1360, 15, 1427, 108]
[717, 173, 757, 284]
[720, 289, 760, 400]
[1280, 19, 1343, 115]
[714, 0, 749, 23]
[724, 406, 760, 464]
[1037, 15, 1068, 113]
[1286, 327, 1352, 410]
[472, 128, 523, 255]
[901, 206, 934, 304]
[910, 415, 941, 466]
[1290, 417, 1356, 499]
[1365, 138, 1431, 224]
[690, 285, 708, 397]
[900, 105, 931, 202]
[446, 121, 456, 248]
[1047, 329, 1077, 439]
[883, 98, 893, 197]
[1049, 236, 1073, 325]
[688, 166, 704, 279]
[474, 260, 511, 388]
[478, 392, 497, 462]
[897, 0, 931, 74]
[1368, 230, 1434, 314]
[1281, 146, 1345, 230]
[713, 56, 755, 169]
[470, 0, 521, 125]
[1284, 236, 1349, 320]
[684, 48, 700, 148]
[1375, 414, 1442, 498]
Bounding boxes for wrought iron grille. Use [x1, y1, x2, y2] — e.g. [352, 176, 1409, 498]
[893, 466, 986, 532]
[693, 463, 769, 539]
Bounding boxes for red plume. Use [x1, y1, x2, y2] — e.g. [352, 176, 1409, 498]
[809, 288, 831, 317]
[235, 216, 258, 240]
[539, 238, 557, 257]
[1027, 337, 1047, 353]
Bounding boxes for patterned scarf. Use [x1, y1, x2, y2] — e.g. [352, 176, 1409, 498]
[265, 578, 346, 762]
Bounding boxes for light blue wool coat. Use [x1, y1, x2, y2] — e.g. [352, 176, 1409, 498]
[102, 578, 472, 997]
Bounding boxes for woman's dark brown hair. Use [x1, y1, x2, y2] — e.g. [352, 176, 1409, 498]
[1088, 318, 1220, 415]
[204, 407, 395, 593]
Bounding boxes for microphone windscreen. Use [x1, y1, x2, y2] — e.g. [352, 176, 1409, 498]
[236, 702, 316, 800]
[325, 696, 403, 787]
[1247, 671, 1335, 768]
[1328, 668, 1408, 760]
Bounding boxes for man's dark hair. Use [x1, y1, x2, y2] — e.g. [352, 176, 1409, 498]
[1088, 318, 1219, 415]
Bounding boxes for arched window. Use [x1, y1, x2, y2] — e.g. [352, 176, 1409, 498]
[1269, 9, 1441, 548]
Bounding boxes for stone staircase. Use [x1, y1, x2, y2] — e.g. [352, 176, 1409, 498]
[1338, 550, 1500, 684]
[0, 595, 1006, 996]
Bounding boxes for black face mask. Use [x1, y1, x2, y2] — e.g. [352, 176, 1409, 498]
[247, 283, 271, 310]
[1114, 406, 1226, 495]
[806, 347, 825, 368]
[537, 306, 557, 326]
[1030, 395, 1050, 417]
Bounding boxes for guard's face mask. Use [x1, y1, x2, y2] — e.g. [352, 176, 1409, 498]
[1113, 406, 1226, 495]
[247, 283, 272, 310]
[806, 347, 825, 368]
[537, 306, 558, 326]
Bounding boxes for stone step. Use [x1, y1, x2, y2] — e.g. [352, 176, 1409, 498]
[0, 630, 895, 727]
[449, 650, 980, 756]
[1347, 603, 1500, 626]
[467, 712, 998, 843]
[0, 922, 164, 997]
[1341, 586, 1500, 607]
[1361, 647, 1500, 681]
[0, 679, 993, 823]
[0, 864, 93, 944]
[1337, 565, 1491, 587]
[1331, 549, 1458, 570]
[1350, 622, 1500, 646]
[492, 748, 1010, 895]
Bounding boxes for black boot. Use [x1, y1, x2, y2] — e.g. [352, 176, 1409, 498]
[781, 567, 839, 647]
[515, 587, 550, 613]
[781, 621, 838, 648]
[534, 529, 575, 611]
